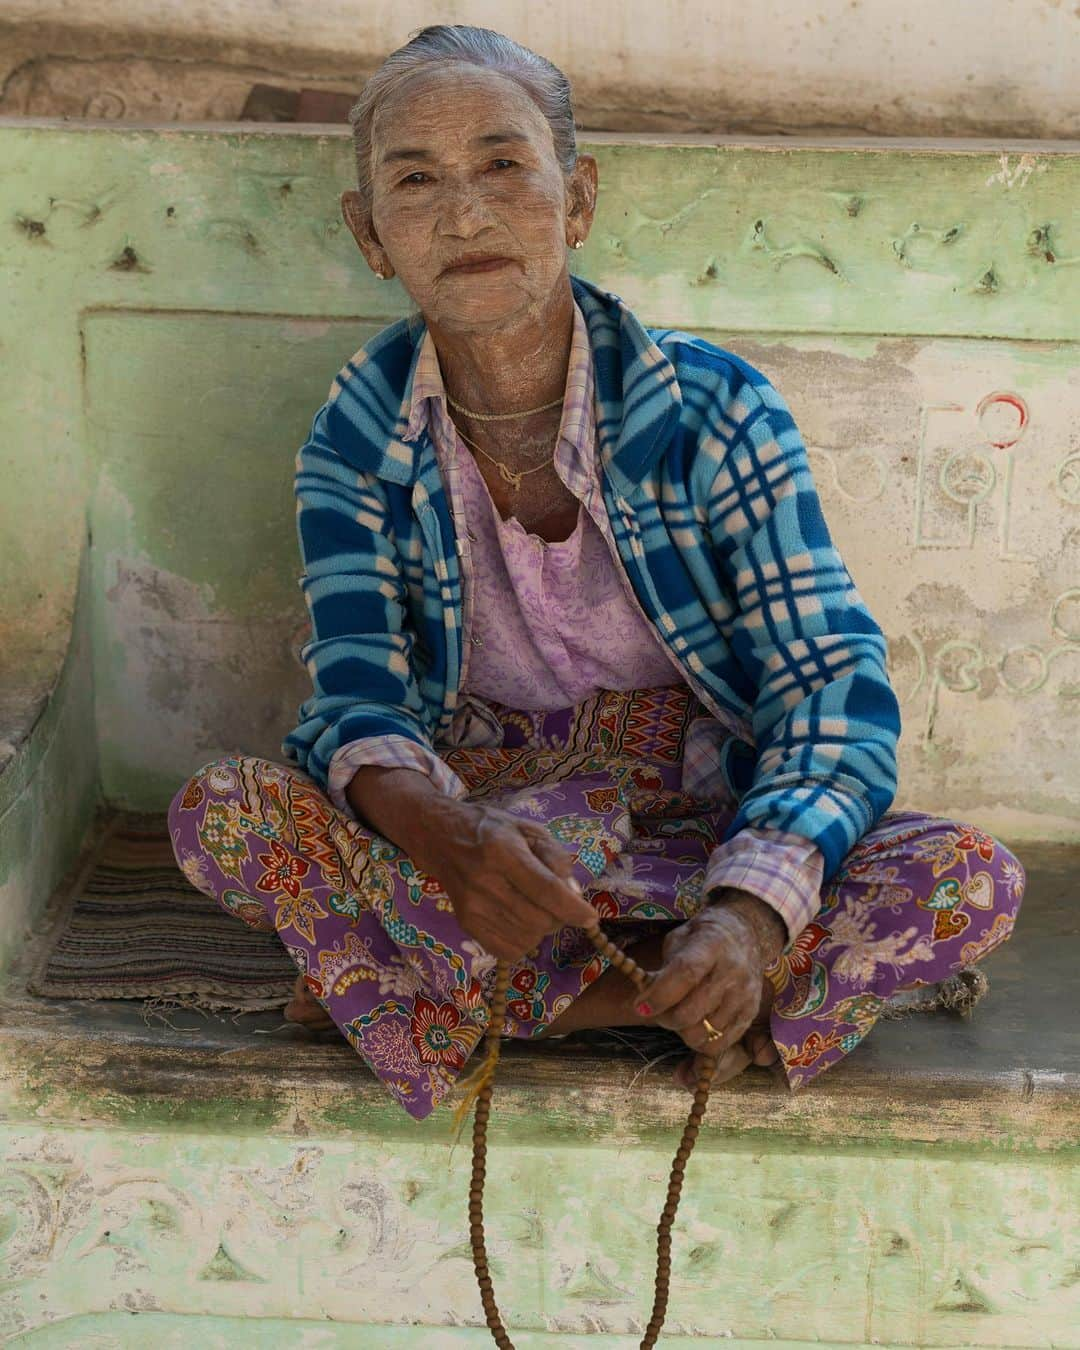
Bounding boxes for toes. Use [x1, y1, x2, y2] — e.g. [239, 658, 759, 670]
[674, 1029, 780, 1090]
[744, 1027, 779, 1066]
[283, 996, 335, 1029]
[676, 1041, 753, 1092]
[710, 1042, 753, 1083]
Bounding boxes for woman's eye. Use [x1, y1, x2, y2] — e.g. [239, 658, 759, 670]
[489, 159, 515, 171]
[400, 172, 428, 186]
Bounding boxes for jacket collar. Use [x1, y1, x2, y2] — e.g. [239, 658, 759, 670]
[324, 274, 682, 499]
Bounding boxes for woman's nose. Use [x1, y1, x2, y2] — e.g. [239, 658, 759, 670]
[438, 183, 491, 234]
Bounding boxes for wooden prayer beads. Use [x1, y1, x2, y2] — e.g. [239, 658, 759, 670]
[466, 919, 720, 1349]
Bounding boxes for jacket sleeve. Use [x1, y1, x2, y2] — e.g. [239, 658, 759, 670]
[326, 736, 467, 819]
[703, 827, 824, 951]
[705, 371, 901, 881]
[280, 406, 448, 794]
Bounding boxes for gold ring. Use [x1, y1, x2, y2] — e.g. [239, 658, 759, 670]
[701, 1016, 725, 1041]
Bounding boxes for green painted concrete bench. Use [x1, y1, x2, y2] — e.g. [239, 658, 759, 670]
[1, 122, 1078, 1345]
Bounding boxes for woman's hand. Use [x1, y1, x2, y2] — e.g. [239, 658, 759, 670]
[412, 799, 598, 964]
[637, 894, 786, 1086]
[347, 765, 597, 964]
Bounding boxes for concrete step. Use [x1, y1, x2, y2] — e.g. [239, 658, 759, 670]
[2, 830, 1075, 1153]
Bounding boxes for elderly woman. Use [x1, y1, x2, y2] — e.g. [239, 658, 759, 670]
[169, 25, 1025, 1121]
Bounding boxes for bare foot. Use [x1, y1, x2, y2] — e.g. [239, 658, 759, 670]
[673, 971, 779, 1092]
[742, 1022, 779, 1067]
[284, 973, 335, 1030]
[741, 971, 780, 1068]
[674, 1039, 754, 1091]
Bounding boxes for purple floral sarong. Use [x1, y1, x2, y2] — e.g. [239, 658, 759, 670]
[168, 686, 1025, 1120]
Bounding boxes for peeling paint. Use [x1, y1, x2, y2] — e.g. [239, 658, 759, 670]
[984, 151, 1050, 190]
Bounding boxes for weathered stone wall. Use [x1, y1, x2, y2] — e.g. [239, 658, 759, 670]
[1, 0, 1078, 138]
[2, 124, 1077, 838]
[2, 1119, 1077, 1343]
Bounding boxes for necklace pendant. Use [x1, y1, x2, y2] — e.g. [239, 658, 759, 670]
[497, 463, 522, 489]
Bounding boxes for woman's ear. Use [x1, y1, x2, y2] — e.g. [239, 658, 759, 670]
[341, 189, 394, 279]
[566, 154, 599, 247]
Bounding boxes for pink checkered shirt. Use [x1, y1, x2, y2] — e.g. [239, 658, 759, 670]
[326, 299, 824, 948]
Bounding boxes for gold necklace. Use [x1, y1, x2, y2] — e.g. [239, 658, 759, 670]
[446, 391, 564, 421]
[455, 423, 555, 490]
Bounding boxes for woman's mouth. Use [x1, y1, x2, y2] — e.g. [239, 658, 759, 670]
[443, 257, 514, 275]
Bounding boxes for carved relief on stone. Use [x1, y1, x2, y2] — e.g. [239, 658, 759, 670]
[0, 57, 346, 123]
[1, 1128, 1078, 1341]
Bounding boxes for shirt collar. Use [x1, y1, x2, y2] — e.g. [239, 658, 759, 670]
[403, 295, 596, 460]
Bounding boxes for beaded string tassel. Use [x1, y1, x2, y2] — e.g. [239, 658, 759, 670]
[456, 918, 720, 1350]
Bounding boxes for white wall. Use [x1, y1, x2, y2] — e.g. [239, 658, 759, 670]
[1, 0, 1078, 137]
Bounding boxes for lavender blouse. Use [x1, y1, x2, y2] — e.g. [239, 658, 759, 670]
[325, 299, 824, 947]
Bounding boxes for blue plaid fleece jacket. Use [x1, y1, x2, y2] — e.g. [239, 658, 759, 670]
[283, 274, 901, 881]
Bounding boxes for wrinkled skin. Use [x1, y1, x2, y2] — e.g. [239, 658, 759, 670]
[342, 62, 593, 542]
[319, 62, 784, 1089]
[343, 63, 596, 401]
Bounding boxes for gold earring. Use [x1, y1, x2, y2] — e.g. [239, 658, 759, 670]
[572, 240, 584, 250]
[374, 270, 385, 279]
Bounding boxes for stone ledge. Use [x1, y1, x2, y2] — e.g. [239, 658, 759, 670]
[1, 842, 1075, 1154]
[0, 1009, 1074, 1154]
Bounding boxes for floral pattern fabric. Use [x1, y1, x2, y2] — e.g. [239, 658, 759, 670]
[169, 686, 1025, 1121]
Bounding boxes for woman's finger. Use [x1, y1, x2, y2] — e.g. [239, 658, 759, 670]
[679, 1000, 757, 1053]
[498, 834, 597, 928]
[525, 831, 578, 881]
[744, 1026, 781, 1067]
[506, 816, 562, 850]
[659, 945, 758, 1032]
[644, 911, 760, 1013]
[511, 817, 556, 844]
[464, 878, 563, 960]
[658, 977, 737, 1034]
[638, 937, 714, 1018]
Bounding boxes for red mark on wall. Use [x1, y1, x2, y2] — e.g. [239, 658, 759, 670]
[976, 391, 1029, 449]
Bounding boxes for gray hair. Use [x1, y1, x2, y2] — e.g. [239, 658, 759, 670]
[348, 24, 579, 207]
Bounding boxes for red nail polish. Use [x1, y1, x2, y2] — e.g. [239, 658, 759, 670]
[636, 1001, 653, 1016]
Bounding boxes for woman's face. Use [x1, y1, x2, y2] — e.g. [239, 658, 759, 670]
[343, 64, 597, 333]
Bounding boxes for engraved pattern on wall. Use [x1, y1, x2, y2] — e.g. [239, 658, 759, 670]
[716, 334, 1080, 824]
[1, 1130, 1078, 1342]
